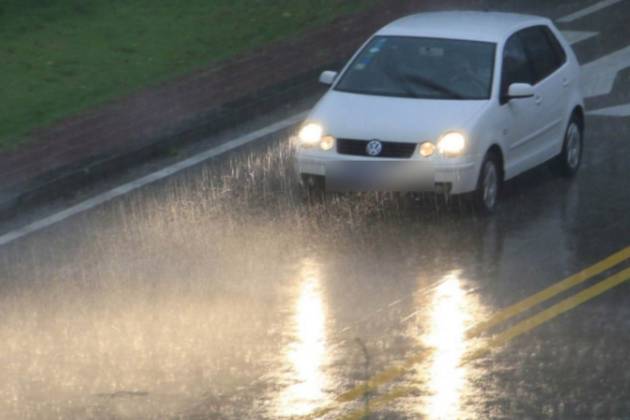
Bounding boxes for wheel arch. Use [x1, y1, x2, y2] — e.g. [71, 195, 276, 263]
[572, 105, 585, 132]
[485, 144, 505, 182]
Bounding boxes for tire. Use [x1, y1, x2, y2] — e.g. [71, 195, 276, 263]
[552, 115, 583, 177]
[473, 153, 501, 215]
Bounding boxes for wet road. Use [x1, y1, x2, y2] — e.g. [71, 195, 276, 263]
[1, 1, 630, 419]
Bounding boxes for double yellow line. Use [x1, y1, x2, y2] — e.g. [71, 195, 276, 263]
[306, 246, 630, 419]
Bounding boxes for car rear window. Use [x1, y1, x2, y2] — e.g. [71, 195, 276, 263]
[501, 33, 536, 95]
[543, 26, 568, 67]
[519, 26, 563, 83]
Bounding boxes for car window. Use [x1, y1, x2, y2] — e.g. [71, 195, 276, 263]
[334, 36, 496, 100]
[519, 26, 562, 83]
[542, 26, 568, 67]
[501, 33, 535, 98]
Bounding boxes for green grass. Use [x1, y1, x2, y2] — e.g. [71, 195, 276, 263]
[0, 0, 375, 150]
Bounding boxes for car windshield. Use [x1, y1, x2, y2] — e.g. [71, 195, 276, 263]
[335, 36, 496, 100]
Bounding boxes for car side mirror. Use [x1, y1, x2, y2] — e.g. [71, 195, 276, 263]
[319, 70, 338, 86]
[507, 83, 535, 100]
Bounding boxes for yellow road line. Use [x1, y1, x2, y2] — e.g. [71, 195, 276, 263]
[466, 246, 630, 337]
[305, 246, 630, 419]
[341, 266, 630, 419]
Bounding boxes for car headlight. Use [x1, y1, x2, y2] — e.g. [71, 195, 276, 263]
[437, 132, 466, 156]
[297, 123, 335, 151]
[298, 123, 323, 147]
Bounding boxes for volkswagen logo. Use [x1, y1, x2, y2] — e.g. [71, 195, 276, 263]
[366, 140, 383, 157]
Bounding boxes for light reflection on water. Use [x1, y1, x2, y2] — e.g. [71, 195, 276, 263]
[416, 270, 484, 420]
[425, 272, 468, 419]
[276, 258, 330, 417]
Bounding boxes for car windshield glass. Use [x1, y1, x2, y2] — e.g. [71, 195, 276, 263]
[335, 36, 496, 100]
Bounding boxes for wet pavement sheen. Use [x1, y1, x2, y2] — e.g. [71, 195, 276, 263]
[1, 1, 630, 419]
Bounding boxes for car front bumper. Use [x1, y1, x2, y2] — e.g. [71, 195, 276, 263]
[295, 150, 480, 195]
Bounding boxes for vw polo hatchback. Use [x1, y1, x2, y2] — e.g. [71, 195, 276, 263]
[295, 11, 585, 213]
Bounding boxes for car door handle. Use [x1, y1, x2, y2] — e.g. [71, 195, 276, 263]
[562, 78, 571, 87]
[535, 95, 543, 105]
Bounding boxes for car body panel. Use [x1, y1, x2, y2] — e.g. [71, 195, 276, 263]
[308, 91, 489, 144]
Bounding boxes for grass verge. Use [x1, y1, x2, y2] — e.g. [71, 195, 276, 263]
[0, 0, 375, 150]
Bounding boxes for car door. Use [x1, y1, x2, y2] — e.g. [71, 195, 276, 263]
[519, 26, 568, 164]
[498, 31, 539, 179]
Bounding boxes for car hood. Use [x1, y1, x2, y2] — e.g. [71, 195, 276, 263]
[308, 90, 489, 143]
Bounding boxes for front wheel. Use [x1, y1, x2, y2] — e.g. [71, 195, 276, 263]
[552, 116, 583, 177]
[473, 154, 501, 215]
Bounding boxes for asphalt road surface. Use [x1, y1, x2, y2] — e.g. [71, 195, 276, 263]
[1, 1, 630, 419]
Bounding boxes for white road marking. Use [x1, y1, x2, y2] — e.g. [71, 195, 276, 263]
[560, 30, 630, 116]
[388, 299, 403, 307]
[0, 112, 307, 247]
[561, 28, 630, 117]
[581, 45, 630, 98]
[561, 30, 598, 45]
[557, 0, 623, 23]
[587, 103, 630, 117]
[401, 311, 420, 323]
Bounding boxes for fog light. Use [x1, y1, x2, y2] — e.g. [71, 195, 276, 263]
[419, 142, 435, 157]
[320, 135, 335, 151]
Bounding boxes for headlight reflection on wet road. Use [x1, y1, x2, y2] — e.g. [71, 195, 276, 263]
[424, 272, 468, 419]
[409, 269, 487, 420]
[277, 258, 331, 417]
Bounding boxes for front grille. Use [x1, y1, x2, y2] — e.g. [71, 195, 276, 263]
[336, 139, 416, 158]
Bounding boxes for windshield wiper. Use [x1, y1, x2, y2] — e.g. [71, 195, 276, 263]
[386, 68, 464, 99]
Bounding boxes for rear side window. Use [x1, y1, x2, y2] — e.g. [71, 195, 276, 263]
[519, 26, 563, 83]
[543, 26, 568, 66]
[501, 33, 535, 97]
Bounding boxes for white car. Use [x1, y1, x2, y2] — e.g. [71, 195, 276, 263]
[295, 11, 584, 213]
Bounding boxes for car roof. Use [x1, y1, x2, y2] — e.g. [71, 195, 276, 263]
[376, 11, 550, 43]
